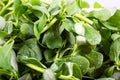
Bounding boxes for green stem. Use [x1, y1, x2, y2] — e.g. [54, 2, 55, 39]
[26, 64, 45, 73]
[26, 63, 73, 79]
[54, 51, 60, 63]
[74, 13, 93, 25]
[0, 0, 13, 16]
[59, 75, 73, 80]
[115, 61, 120, 70]
[40, 17, 57, 34]
[71, 43, 78, 56]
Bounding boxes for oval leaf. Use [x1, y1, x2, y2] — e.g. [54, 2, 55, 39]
[84, 23, 101, 45]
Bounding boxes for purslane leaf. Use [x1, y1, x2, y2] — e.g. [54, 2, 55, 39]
[84, 23, 101, 45]
[0, 39, 17, 75]
[88, 8, 116, 21]
[62, 18, 74, 32]
[34, 14, 46, 40]
[43, 31, 62, 49]
[108, 10, 120, 27]
[1, 0, 120, 79]
[17, 38, 42, 61]
[109, 38, 120, 62]
[84, 51, 103, 69]
[14, 4, 27, 19]
[73, 63, 82, 79]
[65, 55, 90, 74]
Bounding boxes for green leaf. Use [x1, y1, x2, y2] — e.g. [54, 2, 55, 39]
[111, 33, 120, 41]
[34, 22, 40, 40]
[94, 2, 102, 8]
[20, 23, 34, 35]
[50, 63, 59, 72]
[109, 38, 120, 62]
[21, 58, 46, 68]
[61, 62, 73, 76]
[66, 1, 80, 16]
[101, 22, 120, 31]
[76, 0, 89, 8]
[62, 18, 74, 32]
[76, 0, 82, 8]
[100, 29, 111, 55]
[5, 21, 13, 34]
[10, 49, 18, 72]
[59, 62, 82, 79]
[48, 0, 61, 16]
[84, 51, 103, 69]
[17, 38, 42, 61]
[73, 63, 82, 79]
[29, 0, 41, 6]
[50, 61, 64, 73]
[28, 5, 50, 18]
[0, 69, 11, 75]
[34, 14, 46, 40]
[88, 8, 116, 21]
[38, 14, 46, 32]
[14, 0, 21, 8]
[43, 69, 56, 80]
[44, 49, 55, 63]
[80, 1, 89, 8]
[100, 29, 111, 41]
[108, 10, 120, 27]
[67, 32, 75, 45]
[14, 4, 27, 19]
[79, 44, 95, 53]
[44, 31, 62, 49]
[0, 40, 14, 71]
[84, 24, 101, 45]
[0, 16, 5, 30]
[65, 55, 90, 74]
[104, 66, 115, 77]
[0, 30, 8, 37]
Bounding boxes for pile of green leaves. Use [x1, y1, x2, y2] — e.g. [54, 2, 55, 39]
[0, 0, 120, 80]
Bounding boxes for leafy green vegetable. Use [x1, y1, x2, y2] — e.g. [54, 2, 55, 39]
[108, 10, 120, 27]
[43, 30, 62, 49]
[94, 2, 103, 8]
[84, 23, 101, 45]
[17, 38, 42, 61]
[62, 18, 74, 32]
[84, 51, 103, 69]
[20, 23, 34, 35]
[109, 38, 120, 62]
[65, 55, 90, 74]
[0, 0, 120, 79]
[88, 8, 116, 21]
[29, 0, 41, 6]
[0, 16, 5, 30]
[0, 39, 18, 78]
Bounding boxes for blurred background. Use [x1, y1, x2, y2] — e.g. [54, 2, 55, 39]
[87, 0, 120, 8]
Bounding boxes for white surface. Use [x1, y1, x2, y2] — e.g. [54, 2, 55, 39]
[87, 0, 120, 8]
[97, 0, 120, 8]
[43, 0, 120, 8]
